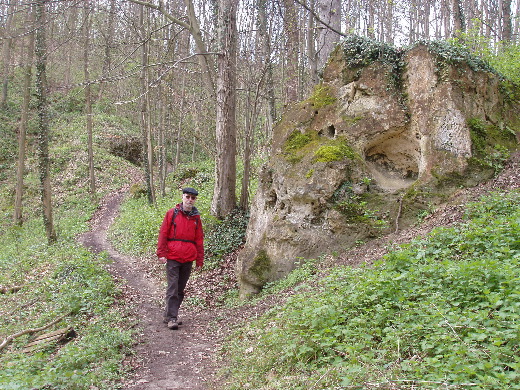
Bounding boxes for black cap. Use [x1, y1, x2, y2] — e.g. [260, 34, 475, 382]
[182, 187, 198, 196]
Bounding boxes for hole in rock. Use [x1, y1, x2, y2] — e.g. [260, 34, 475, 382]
[365, 131, 420, 191]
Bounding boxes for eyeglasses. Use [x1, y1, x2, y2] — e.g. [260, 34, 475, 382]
[184, 194, 197, 200]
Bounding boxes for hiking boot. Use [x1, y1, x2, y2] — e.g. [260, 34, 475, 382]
[164, 318, 183, 325]
[167, 320, 179, 330]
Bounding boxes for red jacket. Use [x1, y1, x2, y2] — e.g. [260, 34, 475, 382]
[156, 204, 204, 268]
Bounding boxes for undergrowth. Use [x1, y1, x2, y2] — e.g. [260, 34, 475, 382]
[0, 107, 139, 389]
[219, 190, 520, 390]
[0, 212, 134, 389]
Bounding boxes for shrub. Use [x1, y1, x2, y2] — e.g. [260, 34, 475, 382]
[204, 208, 249, 268]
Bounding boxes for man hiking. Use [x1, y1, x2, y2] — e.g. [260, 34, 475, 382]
[156, 187, 204, 330]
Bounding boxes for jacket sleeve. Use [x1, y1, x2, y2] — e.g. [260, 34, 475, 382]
[156, 210, 172, 258]
[195, 216, 205, 268]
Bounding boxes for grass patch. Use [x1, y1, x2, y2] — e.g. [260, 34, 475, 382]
[0, 222, 134, 390]
[0, 104, 140, 389]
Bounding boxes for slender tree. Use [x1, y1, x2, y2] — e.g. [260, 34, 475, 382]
[14, 7, 35, 225]
[501, 0, 513, 42]
[35, 0, 56, 244]
[282, 0, 299, 105]
[306, 0, 319, 85]
[452, 0, 465, 38]
[83, 0, 96, 195]
[257, 0, 277, 138]
[316, 0, 342, 70]
[1, 0, 18, 108]
[139, 4, 155, 204]
[98, 0, 117, 100]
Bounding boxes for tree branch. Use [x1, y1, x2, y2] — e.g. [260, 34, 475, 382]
[125, 0, 190, 30]
[292, 0, 347, 37]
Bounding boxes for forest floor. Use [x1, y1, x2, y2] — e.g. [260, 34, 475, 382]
[78, 152, 519, 390]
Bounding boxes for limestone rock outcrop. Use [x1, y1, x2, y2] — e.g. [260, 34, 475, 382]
[237, 38, 519, 298]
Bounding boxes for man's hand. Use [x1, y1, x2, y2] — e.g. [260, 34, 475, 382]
[195, 265, 203, 272]
[158, 257, 167, 264]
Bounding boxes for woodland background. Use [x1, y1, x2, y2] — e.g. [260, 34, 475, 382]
[1, 0, 519, 237]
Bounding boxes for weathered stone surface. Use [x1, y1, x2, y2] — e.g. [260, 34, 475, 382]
[237, 41, 519, 298]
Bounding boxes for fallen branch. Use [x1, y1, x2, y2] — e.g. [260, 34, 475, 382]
[0, 285, 23, 294]
[22, 327, 76, 353]
[0, 314, 68, 352]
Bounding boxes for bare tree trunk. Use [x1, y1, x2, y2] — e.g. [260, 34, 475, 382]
[257, 0, 276, 139]
[1, 0, 18, 108]
[384, 0, 394, 44]
[514, 0, 520, 43]
[501, 0, 513, 41]
[35, 0, 56, 244]
[184, 0, 217, 97]
[64, 6, 78, 88]
[306, 1, 318, 86]
[211, 0, 238, 219]
[239, 74, 261, 210]
[240, 90, 253, 210]
[83, 0, 96, 196]
[452, 0, 465, 38]
[158, 83, 166, 197]
[139, 4, 155, 204]
[174, 73, 186, 171]
[282, 0, 299, 106]
[316, 0, 341, 71]
[423, 0, 431, 39]
[14, 8, 35, 225]
[366, 0, 376, 39]
[443, 0, 452, 38]
[98, 0, 116, 100]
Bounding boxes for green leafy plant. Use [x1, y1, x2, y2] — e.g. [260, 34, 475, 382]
[204, 208, 249, 268]
[341, 35, 406, 92]
[219, 190, 520, 389]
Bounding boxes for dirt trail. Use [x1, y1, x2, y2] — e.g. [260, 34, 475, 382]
[78, 191, 220, 390]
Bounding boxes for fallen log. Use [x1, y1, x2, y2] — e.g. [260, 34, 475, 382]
[0, 314, 68, 352]
[22, 327, 76, 353]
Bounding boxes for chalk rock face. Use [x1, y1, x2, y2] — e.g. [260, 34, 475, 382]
[237, 40, 519, 298]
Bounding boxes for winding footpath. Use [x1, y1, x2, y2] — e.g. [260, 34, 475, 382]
[77, 191, 219, 390]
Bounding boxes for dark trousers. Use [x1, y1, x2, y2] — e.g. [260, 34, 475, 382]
[164, 260, 193, 321]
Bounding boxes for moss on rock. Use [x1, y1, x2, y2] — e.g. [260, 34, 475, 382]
[309, 84, 337, 109]
[313, 138, 358, 162]
[250, 249, 271, 284]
